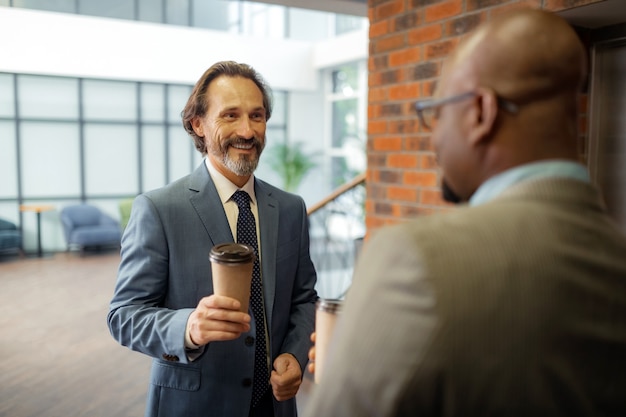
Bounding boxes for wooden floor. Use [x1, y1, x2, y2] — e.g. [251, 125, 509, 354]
[0, 252, 314, 417]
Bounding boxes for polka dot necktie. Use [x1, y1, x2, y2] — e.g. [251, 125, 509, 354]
[231, 190, 269, 408]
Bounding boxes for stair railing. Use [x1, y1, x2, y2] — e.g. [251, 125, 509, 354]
[307, 173, 366, 299]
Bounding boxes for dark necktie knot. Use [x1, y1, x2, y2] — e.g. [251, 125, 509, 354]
[232, 190, 251, 209]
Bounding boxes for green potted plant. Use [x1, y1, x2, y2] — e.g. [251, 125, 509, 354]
[265, 142, 319, 192]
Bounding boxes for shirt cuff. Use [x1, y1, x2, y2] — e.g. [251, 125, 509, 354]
[185, 321, 202, 350]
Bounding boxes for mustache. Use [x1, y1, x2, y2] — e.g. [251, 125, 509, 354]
[223, 136, 264, 151]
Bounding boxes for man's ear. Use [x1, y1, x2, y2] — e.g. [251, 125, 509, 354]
[191, 117, 204, 137]
[468, 87, 498, 146]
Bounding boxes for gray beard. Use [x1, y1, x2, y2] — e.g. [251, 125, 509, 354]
[208, 136, 265, 177]
[222, 153, 259, 176]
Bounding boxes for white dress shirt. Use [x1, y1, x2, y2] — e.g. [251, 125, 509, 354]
[184, 158, 261, 351]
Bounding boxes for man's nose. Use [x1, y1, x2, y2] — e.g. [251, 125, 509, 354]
[236, 117, 254, 139]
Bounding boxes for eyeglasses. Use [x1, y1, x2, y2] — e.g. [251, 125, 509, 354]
[414, 91, 519, 130]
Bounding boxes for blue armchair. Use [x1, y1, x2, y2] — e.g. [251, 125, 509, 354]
[60, 204, 122, 253]
[0, 217, 22, 257]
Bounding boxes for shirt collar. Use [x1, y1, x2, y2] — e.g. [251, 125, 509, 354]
[469, 160, 590, 206]
[205, 158, 257, 206]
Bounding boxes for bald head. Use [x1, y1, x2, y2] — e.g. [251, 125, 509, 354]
[453, 9, 587, 105]
[431, 9, 588, 203]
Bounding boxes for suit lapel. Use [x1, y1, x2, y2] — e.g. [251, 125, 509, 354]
[255, 179, 279, 332]
[188, 163, 234, 247]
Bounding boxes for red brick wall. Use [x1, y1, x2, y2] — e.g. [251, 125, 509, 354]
[365, 0, 603, 233]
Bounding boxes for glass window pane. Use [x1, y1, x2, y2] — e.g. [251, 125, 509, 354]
[288, 8, 330, 41]
[0, 73, 14, 117]
[331, 156, 351, 188]
[18, 75, 79, 119]
[266, 127, 285, 143]
[0, 203, 20, 227]
[78, 0, 134, 20]
[193, 0, 230, 30]
[168, 126, 193, 181]
[227, 1, 242, 33]
[0, 121, 17, 198]
[241, 3, 285, 39]
[332, 65, 359, 95]
[268, 91, 286, 127]
[20, 122, 81, 197]
[83, 79, 137, 121]
[335, 14, 366, 36]
[166, 0, 189, 26]
[141, 126, 167, 191]
[256, 127, 286, 186]
[332, 98, 358, 148]
[141, 83, 165, 122]
[139, 0, 163, 23]
[84, 124, 139, 195]
[13, 0, 76, 13]
[266, 5, 286, 39]
[167, 85, 191, 123]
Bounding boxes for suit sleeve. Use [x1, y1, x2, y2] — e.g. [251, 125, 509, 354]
[302, 225, 439, 416]
[107, 194, 194, 363]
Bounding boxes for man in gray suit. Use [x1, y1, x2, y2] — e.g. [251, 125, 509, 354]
[108, 61, 317, 417]
[304, 9, 626, 417]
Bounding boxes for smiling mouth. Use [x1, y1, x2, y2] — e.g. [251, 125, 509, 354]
[231, 143, 254, 150]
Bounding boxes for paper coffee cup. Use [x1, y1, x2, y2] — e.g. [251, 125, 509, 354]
[314, 298, 342, 383]
[209, 243, 255, 313]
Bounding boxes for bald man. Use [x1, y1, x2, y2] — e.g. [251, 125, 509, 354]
[303, 9, 626, 417]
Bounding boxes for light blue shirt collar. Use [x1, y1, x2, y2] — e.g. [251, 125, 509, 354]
[469, 160, 590, 206]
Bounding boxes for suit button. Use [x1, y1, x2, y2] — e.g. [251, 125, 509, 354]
[243, 378, 252, 387]
[245, 336, 254, 346]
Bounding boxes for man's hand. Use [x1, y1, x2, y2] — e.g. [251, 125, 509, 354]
[307, 332, 316, 375]
[187, 295, 251, 346]
[270, 353, 302, 401]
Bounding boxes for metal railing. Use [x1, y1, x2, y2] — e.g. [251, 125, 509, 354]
[307, 173, 366, 299]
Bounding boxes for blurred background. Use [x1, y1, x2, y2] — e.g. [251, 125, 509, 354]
[0, 0, 369, 263]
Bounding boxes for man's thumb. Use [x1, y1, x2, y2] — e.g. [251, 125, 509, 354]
[274, 357, 288, 374]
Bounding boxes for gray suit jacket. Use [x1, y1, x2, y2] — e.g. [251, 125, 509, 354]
[108, 163, 317, 417]
[304, 178, 626, 416]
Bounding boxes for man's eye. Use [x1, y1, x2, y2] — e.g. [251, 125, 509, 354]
[251, 113, 264, 121]
[224, 113, 237, 119]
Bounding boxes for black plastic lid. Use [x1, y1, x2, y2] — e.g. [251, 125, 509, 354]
[209, 243, 255, 264]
